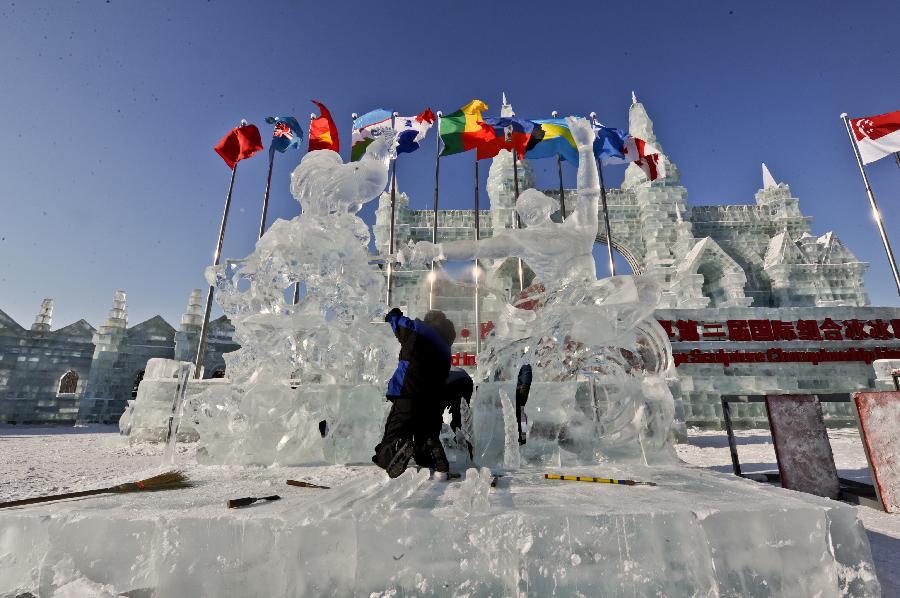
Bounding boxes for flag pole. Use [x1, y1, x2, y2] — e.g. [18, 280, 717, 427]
[474, 151, 481, 355]
[552, 110, 567, 219]
[841, 113, 900, 296]
[387, 112, 398, 307]
[259, 146, 275, 239]
[591, 112, 616, 277]
[194, 162, 238, 378]
[429, 112, 442, 310]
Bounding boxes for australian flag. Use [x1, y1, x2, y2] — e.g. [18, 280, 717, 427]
[265, 116, 304, 153]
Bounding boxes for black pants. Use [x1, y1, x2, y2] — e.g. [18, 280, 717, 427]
[373, 398, 447, 471]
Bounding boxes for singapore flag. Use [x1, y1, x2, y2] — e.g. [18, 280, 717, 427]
[850, 110, 900, 164]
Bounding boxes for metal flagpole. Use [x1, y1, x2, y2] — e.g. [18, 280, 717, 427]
[591, 112, 616, 277]
[474, 151, 482, 355]
[551, 111, 567, 219]
[259, 146, 275, 239]
[387, 112, 398, 306]
[841, 113, 900, 296]
[429, 112, 442, 310]
[194, 162, 238, 378]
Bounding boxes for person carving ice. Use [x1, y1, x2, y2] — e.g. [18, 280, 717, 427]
[401, 116, 601, 291]
[373, 308, 456, 479]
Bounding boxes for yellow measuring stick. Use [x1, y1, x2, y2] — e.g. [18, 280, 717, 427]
[544, 473, 657, 486]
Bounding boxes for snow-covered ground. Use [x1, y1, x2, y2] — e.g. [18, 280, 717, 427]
[0, 425, 897, 595]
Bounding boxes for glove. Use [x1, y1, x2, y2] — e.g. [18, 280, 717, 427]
[384, 307, 403, 322]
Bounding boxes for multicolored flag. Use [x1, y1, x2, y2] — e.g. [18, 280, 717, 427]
[264, 116, 304, 153]
[395, 108, 436, 155]
[308, 100, 340, 153]
[850, 110, 900, 164]
[477, 116, 534, 160]
[439, 99, 494, 156]
[351, 108, 393, 161]
[214, 123, 264, 169]
[524, 118, 578, 164]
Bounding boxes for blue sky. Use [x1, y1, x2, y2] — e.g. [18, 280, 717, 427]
[2, 0, 900, 329]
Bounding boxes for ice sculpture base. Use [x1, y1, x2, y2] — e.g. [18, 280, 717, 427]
[0, 464, 879, 597]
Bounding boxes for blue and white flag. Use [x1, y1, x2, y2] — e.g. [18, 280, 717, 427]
[394, 108, 436, 155]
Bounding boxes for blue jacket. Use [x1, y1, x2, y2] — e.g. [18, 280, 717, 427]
[385, 309, 452, 400]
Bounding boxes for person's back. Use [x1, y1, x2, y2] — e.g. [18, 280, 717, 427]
[374, 309, 454, 478]
[384, 308, 452, 401]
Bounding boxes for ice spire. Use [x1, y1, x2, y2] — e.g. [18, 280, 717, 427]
[100, 291, 128, 333]
[762, 163, 778, 189]
[31, 298, 53, 332]
[628, 94, 658, 146]
[180, 289, 203, 332]
[500, 92, 514, 117]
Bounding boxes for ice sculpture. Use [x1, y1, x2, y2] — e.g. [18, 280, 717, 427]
[405, 117, 677, 463]
[192, 130, 399, 465]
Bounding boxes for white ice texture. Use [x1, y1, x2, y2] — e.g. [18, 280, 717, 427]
[192, 131, 399, 465]
[407, 118, 678, 464]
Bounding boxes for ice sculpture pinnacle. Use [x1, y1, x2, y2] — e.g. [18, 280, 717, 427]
[628, 96, 657, 146]
[762, 162, 778, 189]
[180, 289, 204, 332]
[500, 92, 514, 117]
[104, 291, 128, 330]
[31, 298, 53, 332]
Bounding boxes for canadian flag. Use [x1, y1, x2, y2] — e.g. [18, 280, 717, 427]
[850, 110, 900, 164]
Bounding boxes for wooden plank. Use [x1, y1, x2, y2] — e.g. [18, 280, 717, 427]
[765, 395, 840, 500]
[853, 391, 900, 513]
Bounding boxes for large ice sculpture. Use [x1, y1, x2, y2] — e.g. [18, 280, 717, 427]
[405, 118, 677, 463]
[192, 131, 399, 465]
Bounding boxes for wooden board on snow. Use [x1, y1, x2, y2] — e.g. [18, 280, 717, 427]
[853, 391, 900, 513]
[765, 395, 840, 500]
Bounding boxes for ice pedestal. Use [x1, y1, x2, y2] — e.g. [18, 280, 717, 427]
[195, 383, 389, 466]
[0, 465, 879, 597]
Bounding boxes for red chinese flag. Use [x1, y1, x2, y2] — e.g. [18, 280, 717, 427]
[308, 100, 340, 153]
[214, 124, 264, 169]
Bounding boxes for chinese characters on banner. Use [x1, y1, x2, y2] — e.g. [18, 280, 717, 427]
[658, 318, 900, 367]
[657, 318, 900, 343]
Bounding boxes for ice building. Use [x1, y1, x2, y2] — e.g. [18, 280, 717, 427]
[0, 290, 237, 424]
[376, 97, 900, 428]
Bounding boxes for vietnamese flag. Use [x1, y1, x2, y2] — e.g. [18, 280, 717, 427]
[214, 123, 264, 169]
[308, 100, 340, 153]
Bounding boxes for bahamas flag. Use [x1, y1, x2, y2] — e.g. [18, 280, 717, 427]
[351, 108, 393, 162]
[439, 99, 494, 156]
[525, 118, 578, 164]
[265, 116, 304, 153]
